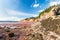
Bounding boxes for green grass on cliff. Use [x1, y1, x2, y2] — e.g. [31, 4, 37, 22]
[25, 17, 36, 20]
[24, 5, 60, 21]
[36, 6, 56, 19]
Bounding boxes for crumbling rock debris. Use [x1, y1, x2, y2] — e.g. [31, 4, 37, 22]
[30, 17, 60, 40]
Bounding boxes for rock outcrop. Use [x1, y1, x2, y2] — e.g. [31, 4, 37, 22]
[25, 5, 60, 40]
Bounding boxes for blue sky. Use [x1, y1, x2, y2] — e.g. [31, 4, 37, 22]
[0, 0, 60, 21]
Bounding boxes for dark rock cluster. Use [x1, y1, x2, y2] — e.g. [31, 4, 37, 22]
[53, 7, 60, 15]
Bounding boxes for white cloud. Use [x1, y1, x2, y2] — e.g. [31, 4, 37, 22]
[49, 0, 60, 6]
[0, 0, 39, 21]
[0, 9, 24, 21]
[38, 9, 44, 12]
[31, 0, 40, 8]
[6, 9, 38, 17]
[33, 4, 39, 8]
[0, 16, 23, 21]
[0, 8, 38, 21]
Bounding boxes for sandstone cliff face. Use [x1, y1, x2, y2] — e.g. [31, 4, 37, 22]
[20, 18, 35, 22]
[25, 6, 60, 40]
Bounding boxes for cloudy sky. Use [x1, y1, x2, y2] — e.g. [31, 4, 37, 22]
[0, 0, 60, 21]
